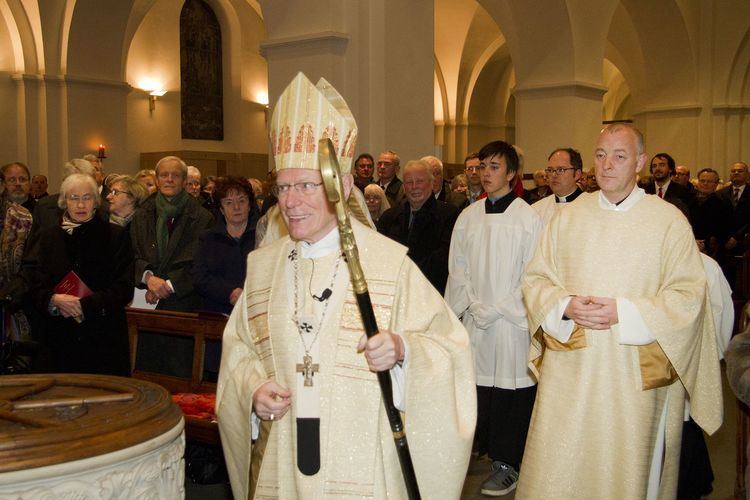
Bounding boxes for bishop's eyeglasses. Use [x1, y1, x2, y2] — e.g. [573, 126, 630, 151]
[272, 182, 324, 197]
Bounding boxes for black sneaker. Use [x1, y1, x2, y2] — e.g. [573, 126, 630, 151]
[480, 461, 518, 496]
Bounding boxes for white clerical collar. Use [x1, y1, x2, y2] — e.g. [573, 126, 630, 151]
[556, 188, 577, 202]
[598, 185, 644, 212]
[299, 226, 341, 259]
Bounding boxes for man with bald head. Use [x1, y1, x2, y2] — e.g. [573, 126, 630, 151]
[520, 123, 721, 499]
[377, 159, 459, 293]
[717, 161, 750, 246]
[716, 161, 750, 284]
[673, 165, 695, 193]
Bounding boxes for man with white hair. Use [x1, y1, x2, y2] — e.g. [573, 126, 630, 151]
[376, 150, 405, 206]
[523, 169, 550, 204]
[130, 155, 213, 313]
[377, 159, 460, 294]
[186, 165, 202, 198]
[217, 72, 475, 500]
[420, 155, 469, 210]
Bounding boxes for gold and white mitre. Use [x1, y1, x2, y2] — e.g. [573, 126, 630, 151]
[269, 72, 357, 174]
[259, 72, 373, 245]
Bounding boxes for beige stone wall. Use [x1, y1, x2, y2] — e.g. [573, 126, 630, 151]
[0, 0, 747, 186]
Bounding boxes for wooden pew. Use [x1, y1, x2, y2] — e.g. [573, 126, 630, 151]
[126, 308, 228, 444]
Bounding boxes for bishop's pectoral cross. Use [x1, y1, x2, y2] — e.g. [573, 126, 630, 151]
[296, 354, 320, 387]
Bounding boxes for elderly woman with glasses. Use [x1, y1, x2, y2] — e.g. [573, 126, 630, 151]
[28, 173, 134, 376]
[106, 174, 149, 227]
[193, 176, 257, 314]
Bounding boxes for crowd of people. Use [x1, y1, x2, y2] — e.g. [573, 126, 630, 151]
[0, 75, 740, 499]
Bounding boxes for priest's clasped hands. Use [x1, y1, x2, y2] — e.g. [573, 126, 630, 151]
[564, 296, 619, 330]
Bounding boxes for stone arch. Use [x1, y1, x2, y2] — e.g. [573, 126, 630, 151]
[466, 51, 514, 153]
[435, 0, 513, 162]
[434, 57, 449, 125]
[1, 0, 42, 73]
[603, 58, 631, 121]
[609, 0, 697, 108]
[0, 2, 25, 72]
[725, 26, 750, 105]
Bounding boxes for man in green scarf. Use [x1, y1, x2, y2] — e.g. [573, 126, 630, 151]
[131, 155, 213, 312]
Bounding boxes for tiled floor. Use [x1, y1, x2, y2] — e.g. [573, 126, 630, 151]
[186, 365, 738, 499]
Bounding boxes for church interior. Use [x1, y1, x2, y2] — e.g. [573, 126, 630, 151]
[0, 0, 748, 498]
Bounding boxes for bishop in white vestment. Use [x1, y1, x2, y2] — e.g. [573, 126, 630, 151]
[216, 72, 475, 500]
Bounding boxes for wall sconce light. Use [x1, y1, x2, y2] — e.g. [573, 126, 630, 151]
[148, 89, 167, 112]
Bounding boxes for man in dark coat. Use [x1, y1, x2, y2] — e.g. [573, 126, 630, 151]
[421, 155, 469, 210]
[644, 153, 693, 216]
[377, 159, 459, 294]
[688, 168, 728, 257]
[130, 155, 213, 378]
[130, 155, 214, 313]
[376, 150, 405, 207]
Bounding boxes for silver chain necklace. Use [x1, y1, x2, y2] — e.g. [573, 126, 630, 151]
[291, 245, 343, 386]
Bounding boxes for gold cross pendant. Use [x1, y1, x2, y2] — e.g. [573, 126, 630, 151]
[296, 354, 320, 387]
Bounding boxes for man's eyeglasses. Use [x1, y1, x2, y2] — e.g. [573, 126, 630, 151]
[544, 167, 577, 176]
[465, 166, 480, 173]
[272, 182, 324, 197]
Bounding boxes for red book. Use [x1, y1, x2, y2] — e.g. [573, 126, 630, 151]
[53, 271, 93, 298]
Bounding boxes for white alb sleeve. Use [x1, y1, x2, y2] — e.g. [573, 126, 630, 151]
[541, 296, 575, 342]
[613, 298, 656, 345]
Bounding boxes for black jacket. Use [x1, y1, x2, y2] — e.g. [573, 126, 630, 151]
[376, 196, 459, 294]
[30, 216, 134, 376]
[193, 216, 257, 314]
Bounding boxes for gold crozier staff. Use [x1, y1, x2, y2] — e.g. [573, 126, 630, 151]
[319, 138, 421, 500]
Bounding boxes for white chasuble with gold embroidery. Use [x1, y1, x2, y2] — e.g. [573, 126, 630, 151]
[217, 220, 476, 499]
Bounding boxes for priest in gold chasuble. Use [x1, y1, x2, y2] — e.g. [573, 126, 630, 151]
[518, 123, 722, 500]
[216, 73, 476, 500]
